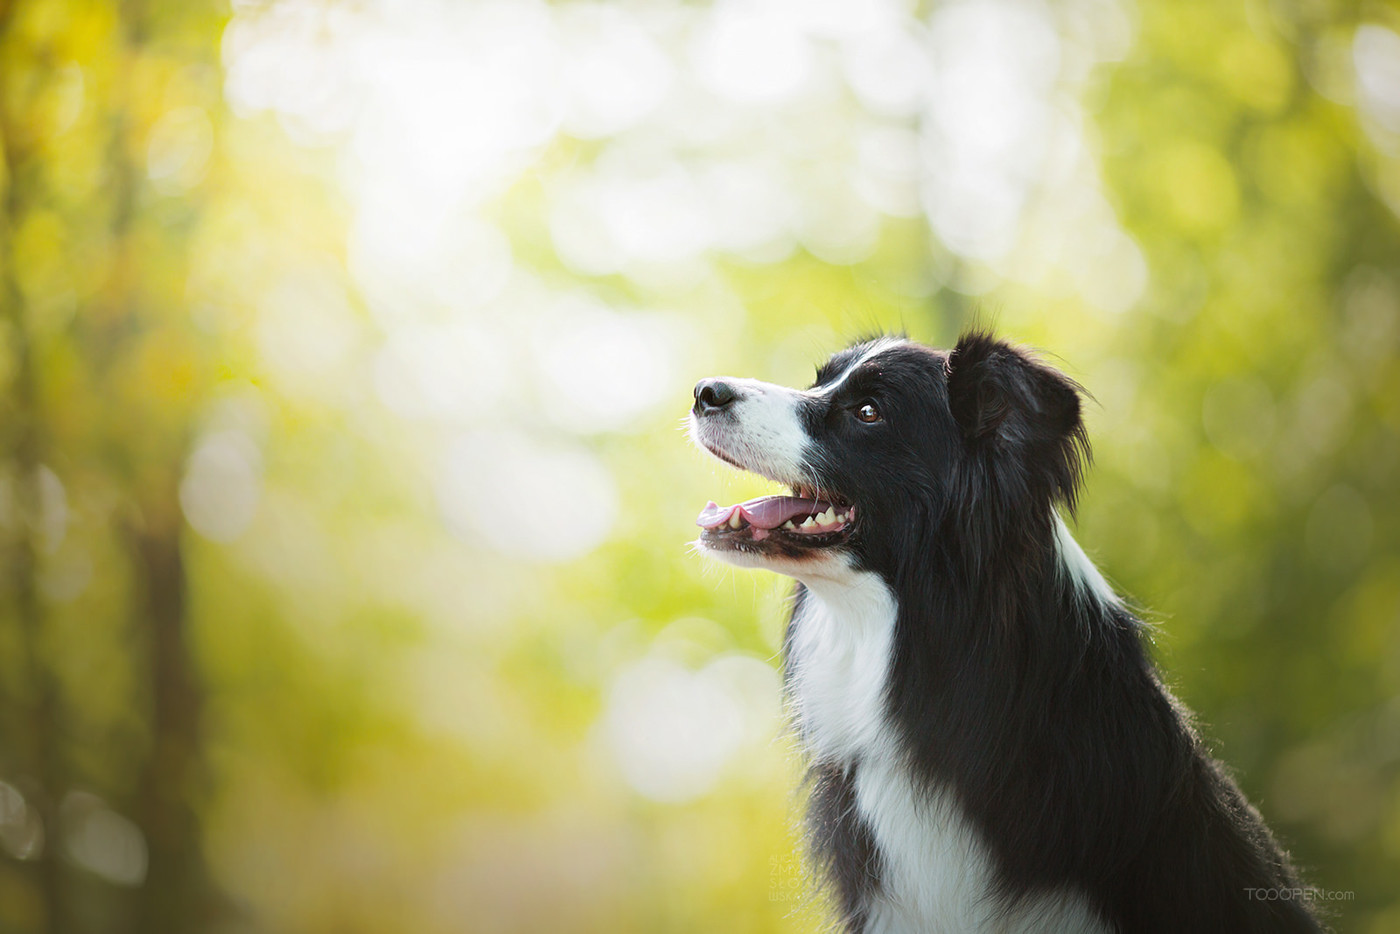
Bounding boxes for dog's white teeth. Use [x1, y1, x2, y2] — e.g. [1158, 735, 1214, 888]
[820, 507, 835, 524]
[782, 520, 796, 530]
[729, 512, 743, 529]
[801, 516, 816, 529]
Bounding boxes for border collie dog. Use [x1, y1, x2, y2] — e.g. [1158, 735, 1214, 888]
[689, 332, 1322, 933]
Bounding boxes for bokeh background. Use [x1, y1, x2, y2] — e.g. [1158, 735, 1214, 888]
[1, 0, 1398, 931]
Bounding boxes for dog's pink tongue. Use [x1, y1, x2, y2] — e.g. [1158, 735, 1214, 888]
[697, 495, 827, 530]
[697, 501, 739, 529]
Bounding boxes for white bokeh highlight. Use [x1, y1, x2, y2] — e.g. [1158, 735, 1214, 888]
[437, 430, 617, 562]
[61, 792, 148, 888]
[180, 430, 263, 543]
[603, 652, 781, 802]
[225, 0, 1146, 307]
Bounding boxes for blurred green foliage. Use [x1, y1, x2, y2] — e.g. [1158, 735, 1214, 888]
[1, 0, 1398, 932]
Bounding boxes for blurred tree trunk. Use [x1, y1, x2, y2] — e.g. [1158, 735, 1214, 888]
[128, 500, 211, 933]
[104, 2, 218, 927]
[0, 2, 70, 930]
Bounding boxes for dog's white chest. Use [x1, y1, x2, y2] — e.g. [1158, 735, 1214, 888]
[787, 573, 899, 763]
[787, 572, 1107, 934]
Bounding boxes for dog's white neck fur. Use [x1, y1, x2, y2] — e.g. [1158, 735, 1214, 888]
[1053, 512, 1120, 608]
[786, 558, 1109, 933]
[788, 566, 900, 764]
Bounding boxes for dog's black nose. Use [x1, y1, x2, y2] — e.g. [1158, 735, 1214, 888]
[694, 379, 737, 415]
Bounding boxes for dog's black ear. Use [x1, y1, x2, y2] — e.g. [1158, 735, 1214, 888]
[947, 331, 1081, 443]
[946, 329, 1089, 505]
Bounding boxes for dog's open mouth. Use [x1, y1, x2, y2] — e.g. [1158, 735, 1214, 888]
[696, 487, 854, 552]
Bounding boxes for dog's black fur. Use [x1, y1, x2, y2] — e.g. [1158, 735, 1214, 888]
[776, 332, 1321, 932]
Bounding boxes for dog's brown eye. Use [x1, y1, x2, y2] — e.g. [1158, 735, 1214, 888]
[856, 401, 881, 423]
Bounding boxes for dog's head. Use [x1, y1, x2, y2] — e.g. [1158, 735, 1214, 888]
[689, 330, 1089, 583]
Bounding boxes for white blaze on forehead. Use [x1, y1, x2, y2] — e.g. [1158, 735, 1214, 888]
[809, 336, 906, 397]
